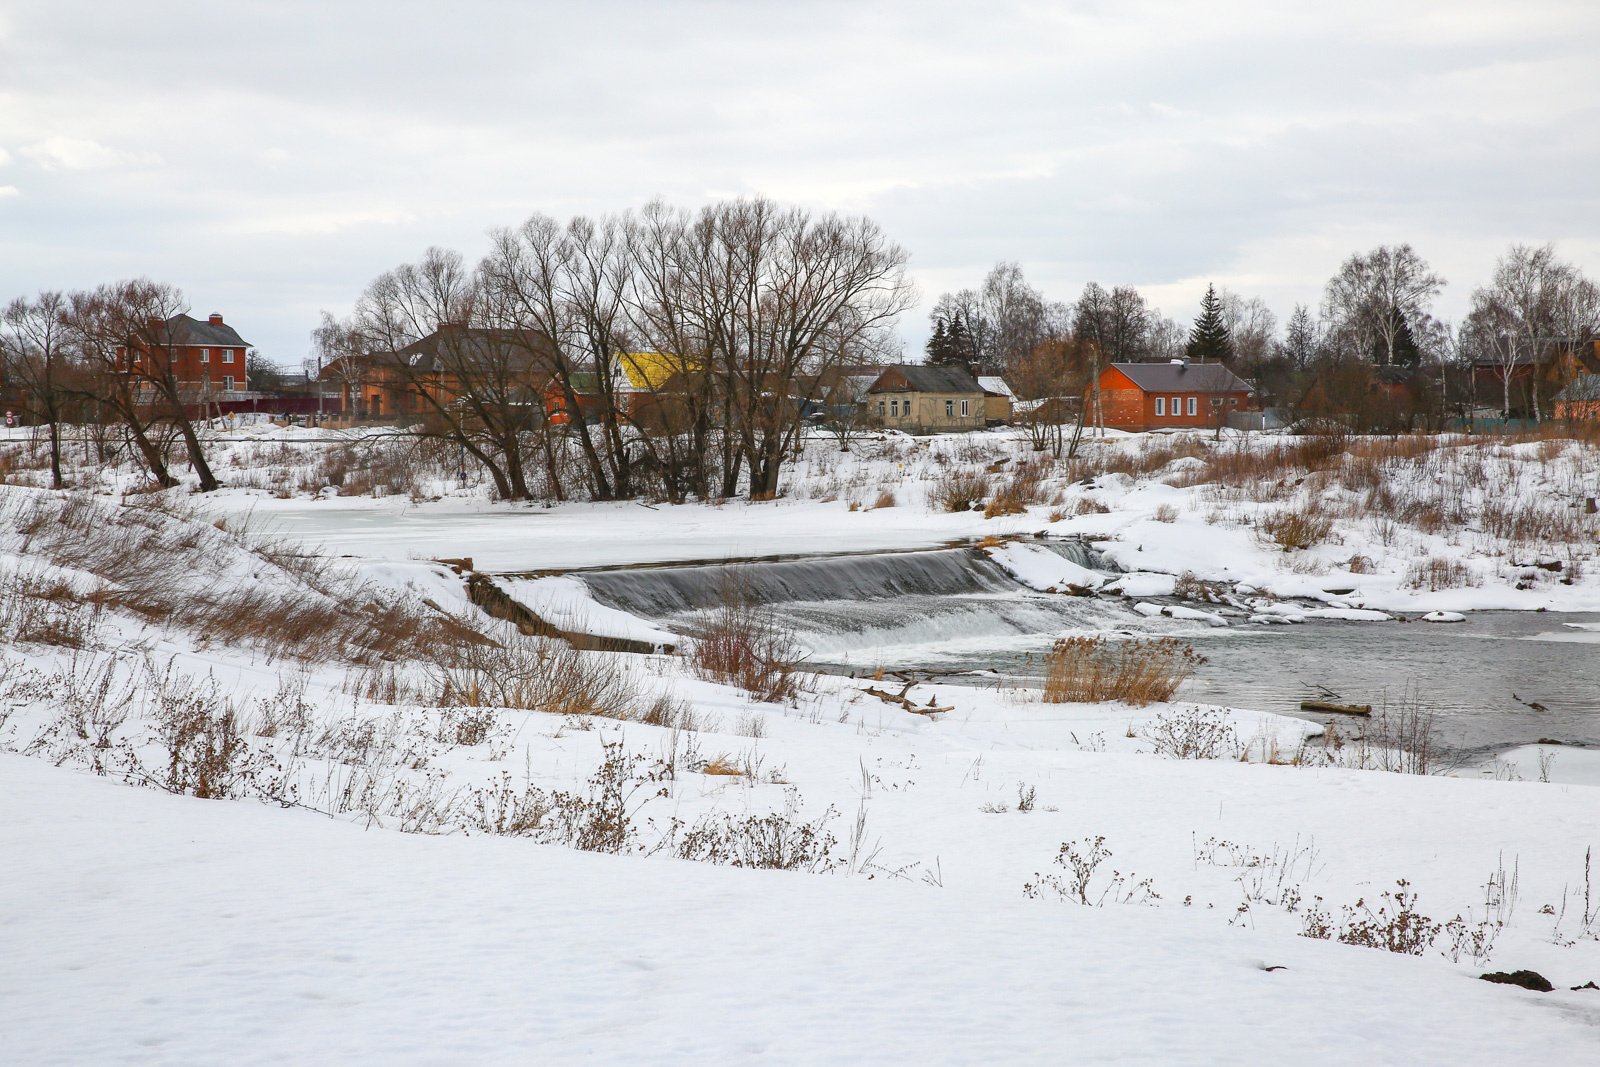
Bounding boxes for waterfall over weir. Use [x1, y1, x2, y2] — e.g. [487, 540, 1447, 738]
[573, 542, 1131, 663]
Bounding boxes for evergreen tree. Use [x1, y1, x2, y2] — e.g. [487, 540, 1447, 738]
[925, 317, 953, 364]
[1186, 284, 1233, 363]
[1370, 307, 1421, 366]
[944, 313, 976, 371]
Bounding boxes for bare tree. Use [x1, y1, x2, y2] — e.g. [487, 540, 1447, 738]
[1220, 290, 1278, 366]
[1467, 245, 1597, 420]
[1322, 244, 1444, 366]
[1279, 304, 1320, 369]
[479, 214, 635, 501]
[63, 283, 191, 489]
[701, 199, 913, 499]
[1, 291, 76, 488]
[348, 248, 545, 501]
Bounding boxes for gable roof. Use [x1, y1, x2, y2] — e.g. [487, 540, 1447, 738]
[619, 351, 699, 391]
[1555, 373, 1600, 402]
[868, 364, 982, 395]
[1106, 361, 1251, 394]
[389, 325, 552, 376]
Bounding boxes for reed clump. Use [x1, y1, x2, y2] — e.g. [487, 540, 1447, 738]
[1042, 636, 1205, 705]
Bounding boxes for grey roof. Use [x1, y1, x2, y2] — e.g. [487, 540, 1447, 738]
[1109, 361, 1251, 394]
[1554, 374, 1600, 402]
[166, 314, 250, 348]
[869, 364, 983, 394]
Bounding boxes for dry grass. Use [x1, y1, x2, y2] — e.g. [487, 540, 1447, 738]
[930, 466, 990, 512]
[687, 584, 806, 704]
[1042, 636, 1205, 705]
[1258, 504, 1335, 551]
[0, 488, 475, 665]
[1404, 557, 1480, 591]
[430, 628, 642, 718]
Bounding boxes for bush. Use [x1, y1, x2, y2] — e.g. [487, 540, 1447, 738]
[688, 586, 806, 703]
[931, 467, 990, 512]
[430, 630, 641, 719]
[1404, 557, 1479, 591]
[1042, 636, 1205, 705]
[1258, 505, 1334, 550]
[1142, 706, 1240, 759]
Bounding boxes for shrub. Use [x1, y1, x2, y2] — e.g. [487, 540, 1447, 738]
[1142, 706, 1241, 759]
[1258, 505, 1334, 550]
[931, 467, 989, 512]
[983, 485, 1028, 518]
[674, 799, 841, 872]
[1042, 636, 1205, 705]
[431, 630, 641, 719]
[688, 586, 806, 703]
[1404, 557, 1479, 591]
[1152, 503, 1179, 523]
[1023, 835, 1160, 906]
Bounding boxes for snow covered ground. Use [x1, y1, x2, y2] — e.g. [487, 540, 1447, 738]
[3, 425, 1600, 1062]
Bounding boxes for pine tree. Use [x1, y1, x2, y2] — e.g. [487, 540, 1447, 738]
[1186, 284, 1233, 363]
[926, 317, 952, 364]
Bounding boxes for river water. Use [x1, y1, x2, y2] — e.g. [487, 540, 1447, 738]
[566, 546, 1600, 755]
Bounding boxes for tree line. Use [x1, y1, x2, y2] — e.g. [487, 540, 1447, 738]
[926, 243, 1600, 430]
[5, 210, 1598, 500]
[315, 197, 913, 503]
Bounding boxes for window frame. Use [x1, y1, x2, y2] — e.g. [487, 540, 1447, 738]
[1154, 396, 1165, 416]
[1187, 396, 1198, 416]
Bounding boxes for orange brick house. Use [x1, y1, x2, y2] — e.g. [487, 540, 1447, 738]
[1554, 374, 1600, 422]
[118, 313, 251, 395]
[1094, 361, 1253, 431]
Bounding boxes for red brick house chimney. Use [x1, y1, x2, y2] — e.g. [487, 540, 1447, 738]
[209, 313, 224, 326]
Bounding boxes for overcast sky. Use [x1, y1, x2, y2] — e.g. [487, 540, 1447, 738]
[3, 0, 1597, 367]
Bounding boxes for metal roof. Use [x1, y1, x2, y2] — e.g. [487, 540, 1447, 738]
[1108, 361, 1251, 393]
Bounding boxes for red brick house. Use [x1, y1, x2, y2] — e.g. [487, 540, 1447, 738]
[1554, 374, 1600, 422]
[1094, 361, 1252, 431]
[119, 313, 251, 395]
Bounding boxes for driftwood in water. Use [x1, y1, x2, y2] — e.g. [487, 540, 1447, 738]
[1300, 699, 1372, 716]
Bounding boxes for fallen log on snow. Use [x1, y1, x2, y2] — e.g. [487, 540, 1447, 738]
[1300, 699, 1372, 716]
[862, 685, 952, 716]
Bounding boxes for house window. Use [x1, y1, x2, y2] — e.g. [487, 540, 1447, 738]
[223, 349, 235, 364]
[945, 399, 954, 417]
[1210, 397, 1223, 407]
[222, 375, 235, 391]
[1187, 396, 1198, 416]
[960, 399, 969, 416]
[1154, 397, 1165, 416]
[1170, 396, 1181, 416]
[877, 400, 885, 416]
[890, 399, 900, 417]
[200, 348, 210, 364]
